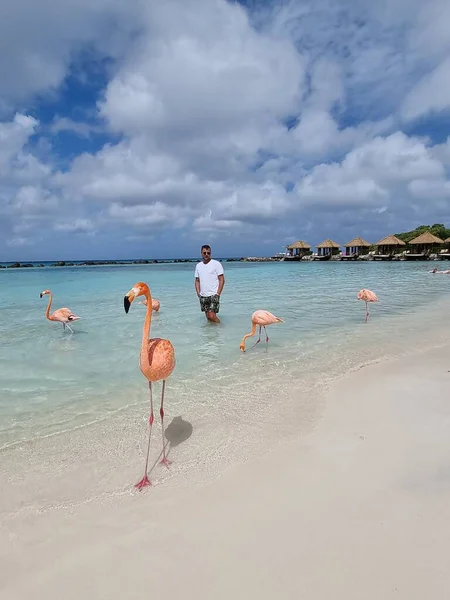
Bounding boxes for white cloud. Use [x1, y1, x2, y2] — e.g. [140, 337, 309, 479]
[0, 0, 143, 112]
[401, 57, 450, 121]
[53, 218, 96, 233]
[50, 117, 101, 138]
[295, 132, 446, 212]
[1, 0, 450, 259]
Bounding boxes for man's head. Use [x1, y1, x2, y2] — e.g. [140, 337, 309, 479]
[201, 244, 211, 263]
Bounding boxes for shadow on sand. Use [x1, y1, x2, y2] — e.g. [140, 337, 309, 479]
[148, 415, 193, 476]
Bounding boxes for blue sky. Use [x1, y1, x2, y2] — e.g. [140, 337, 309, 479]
[1, 0, 450, 260]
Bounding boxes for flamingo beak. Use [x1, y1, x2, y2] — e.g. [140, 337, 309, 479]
[124, 289, 137, 313]
[40, 292, 43, 298]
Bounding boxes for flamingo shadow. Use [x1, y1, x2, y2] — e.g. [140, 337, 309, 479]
[148, 415, 193, 476]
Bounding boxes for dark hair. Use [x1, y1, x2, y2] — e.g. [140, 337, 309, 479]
[201, 244, 211, 251]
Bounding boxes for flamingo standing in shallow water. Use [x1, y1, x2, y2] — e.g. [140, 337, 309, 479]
[40, 289, 80, 333]
[124, 282, 175, 489]
[240, 310, 284, 351]
[357, 289, 378, 322]
[139, 297, 161, 311]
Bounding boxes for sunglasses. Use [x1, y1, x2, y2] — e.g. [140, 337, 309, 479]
[202, 250, 211, 255]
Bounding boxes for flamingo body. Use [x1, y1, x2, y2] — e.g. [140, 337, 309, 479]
[40, 290, 80, 332]
[357, 289, 378, 322]
[142, 338, 175, 382]
[124, 281, 175, 489]
[240, 310, 284, 351]
[139, 297, 161, 312]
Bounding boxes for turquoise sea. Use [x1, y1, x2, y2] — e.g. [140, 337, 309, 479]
[1, 259, 449, 454]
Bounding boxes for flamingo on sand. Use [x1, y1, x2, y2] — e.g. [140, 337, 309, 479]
[124, 282, 175, 489]
[240, 310, 284, 352]
[357, 289, 378, 322]
[139, 297, 161, 311]
[40, 289, 81, 333]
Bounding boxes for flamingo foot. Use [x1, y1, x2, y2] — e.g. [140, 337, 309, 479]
[134, 474, 151, 489]
[159, 457, 173, 468]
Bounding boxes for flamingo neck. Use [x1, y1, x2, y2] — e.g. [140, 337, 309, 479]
[45, 293, 53, 320]
[140, 288, 153, 369]
[240, 321, 257, 349]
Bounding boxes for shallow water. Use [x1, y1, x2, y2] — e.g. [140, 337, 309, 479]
[0, 259, 449, 451]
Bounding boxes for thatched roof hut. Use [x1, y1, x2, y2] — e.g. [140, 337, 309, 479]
[316, 238, 341, 256]
[444, 237, 450, 244]
[344, 237, 371, 248]
[287, 240, 311, 250]
[344, 236, 371, 255]
[286, 240, 311, 258]
[409, 232, 444, 246]
[375, 235, 406, 255]
[375, 235, 406, 246]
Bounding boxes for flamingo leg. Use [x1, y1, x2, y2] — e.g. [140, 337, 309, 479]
[365, 301, 369, 323]
[159, 380, 172, 468]
[264, 326, 269, 349]
[135, 381, 154, 489]
[66, 323, 74, 333]
[251, 326, 262, 348]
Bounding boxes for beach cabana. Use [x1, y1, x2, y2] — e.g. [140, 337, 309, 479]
[440, 237, 450, 260]
[286, 240, 311, 260]
[316, 238, 341, 258]
[344, 237, 371, 257]
[406, 231, 445, 260]
[374, 235, 406, 259]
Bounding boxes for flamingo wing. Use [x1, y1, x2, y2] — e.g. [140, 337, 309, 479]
[252, 310, 284, 325]
[52, 308, 81, 322]
[357, 289, 378, 302]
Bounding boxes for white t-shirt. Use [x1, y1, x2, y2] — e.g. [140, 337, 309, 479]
[195, 259, 224, 297]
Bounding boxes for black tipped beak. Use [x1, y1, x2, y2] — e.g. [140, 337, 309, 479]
[39, 293, 43, 298]
[124, 295, 131, 313]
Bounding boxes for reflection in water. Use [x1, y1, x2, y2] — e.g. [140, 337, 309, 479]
[197, 322, 221, 362]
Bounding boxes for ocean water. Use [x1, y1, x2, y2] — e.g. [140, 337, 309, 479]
[1, 259, 449, 453]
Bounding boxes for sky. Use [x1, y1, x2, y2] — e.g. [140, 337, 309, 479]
[1, 0, 450, 261]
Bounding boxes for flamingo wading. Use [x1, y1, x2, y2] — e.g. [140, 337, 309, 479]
[240, 310, 284, 351]
[124, 282, 176, 489]
[40, 289, 80, 333]
[139, 297, 161, 312]
[357, 289, 378, 322]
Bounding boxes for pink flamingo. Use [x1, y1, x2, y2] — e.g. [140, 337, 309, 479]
[124, 282, 175, 489]
[139, 297, 161, 311]
[240, 310, 284, 351]
[357, 289, 378, 322]
[40, 289, 80, 333]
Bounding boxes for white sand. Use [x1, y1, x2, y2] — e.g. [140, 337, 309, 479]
[1, 345, 450, 599]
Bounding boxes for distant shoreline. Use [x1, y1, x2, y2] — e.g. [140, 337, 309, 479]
[1, 255, 446, 268]
[0, 257, 247, 269]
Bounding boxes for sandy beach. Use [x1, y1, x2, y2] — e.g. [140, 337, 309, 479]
[1, 341, 450, 599]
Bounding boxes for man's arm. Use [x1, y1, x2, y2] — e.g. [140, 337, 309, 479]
[195, 277, 201, 297]
[217, 274, 225, 296]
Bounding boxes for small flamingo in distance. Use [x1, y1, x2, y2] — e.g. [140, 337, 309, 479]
[357, 289, 378, 322]
[240, 310, 284, 352]
[124, 282, 175, 489]
[138, 297, 161, 311]
[40, 289, 81, 333]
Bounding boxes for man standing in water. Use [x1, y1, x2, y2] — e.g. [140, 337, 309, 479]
[194, 244, 225, 323]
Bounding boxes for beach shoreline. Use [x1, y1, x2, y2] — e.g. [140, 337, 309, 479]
[1, 338, 450, 599]
[1, 296, 450, 514]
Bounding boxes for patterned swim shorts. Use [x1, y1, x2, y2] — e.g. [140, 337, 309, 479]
[199, 294, 220, 313]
